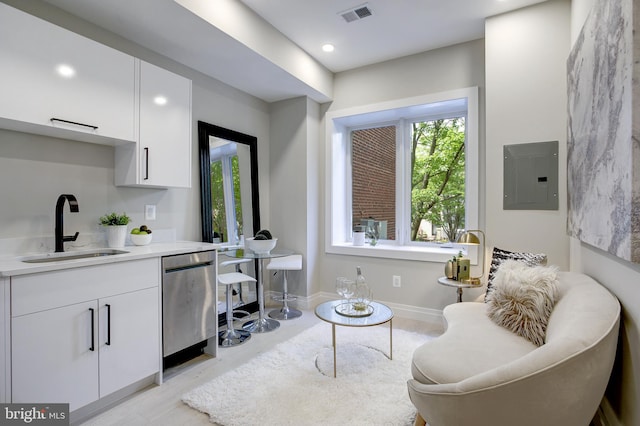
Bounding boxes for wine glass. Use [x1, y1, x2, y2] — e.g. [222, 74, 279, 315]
[342, 279, 356, 312]
[336, 277, 347, 302]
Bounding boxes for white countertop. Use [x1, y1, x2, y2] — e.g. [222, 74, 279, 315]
[0, 241, 223, 277]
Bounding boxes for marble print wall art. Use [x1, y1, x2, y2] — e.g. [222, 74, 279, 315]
[567, 0, 640, 262]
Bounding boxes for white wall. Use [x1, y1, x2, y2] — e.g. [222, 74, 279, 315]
[320, 39, 486, 315]
[267, 97, 322, 298]
[269, 97, 309, 294]
[485, 0, 571, 270]
[570, 0, 640, 424]
[306, 98, 322, 297]
[0, 0, 271, 254]
[330, 39, 485, 111]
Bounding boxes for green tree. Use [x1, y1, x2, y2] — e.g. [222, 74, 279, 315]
[210, 156, 244, 242]
[210, 160, 227, 241]
[231, 156, 243, 237]
[410, 118, 465, 241]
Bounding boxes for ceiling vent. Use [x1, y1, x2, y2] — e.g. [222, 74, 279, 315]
[339, 4, 373, 23]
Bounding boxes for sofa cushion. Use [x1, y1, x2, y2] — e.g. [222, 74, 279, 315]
[411, 302, 536, 385]
[486, 260, 559, 346]
[485, 247, 547, 301]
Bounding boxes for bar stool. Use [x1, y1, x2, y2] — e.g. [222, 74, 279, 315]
[218, 271, 255, 347]
[267, 254, 303, 320]
[220, 259, 252, 316]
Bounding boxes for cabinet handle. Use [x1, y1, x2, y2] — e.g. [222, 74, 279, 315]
[50, 117, 98, 131]
[89, 308, 95, 352]
[105, 304, 111, 346]
[144, 147, 149, 180]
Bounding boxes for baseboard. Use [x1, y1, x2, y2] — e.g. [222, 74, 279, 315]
[266, 291, 444, 325]
[70, 375, 157, 425]
[592, 396, 621, 426]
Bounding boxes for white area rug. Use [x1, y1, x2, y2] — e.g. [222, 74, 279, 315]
[182, 322, 432, 426]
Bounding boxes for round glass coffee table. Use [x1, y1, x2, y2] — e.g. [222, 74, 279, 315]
[314, 300, 394, 378]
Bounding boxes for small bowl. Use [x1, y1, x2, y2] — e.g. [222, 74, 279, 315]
[245, 237, 277, 254]
[130, 233, 153, 246]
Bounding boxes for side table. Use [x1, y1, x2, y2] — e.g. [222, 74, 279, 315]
[437, 276, 482, 303]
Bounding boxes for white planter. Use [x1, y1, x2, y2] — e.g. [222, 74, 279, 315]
[106, 225, 128, 248]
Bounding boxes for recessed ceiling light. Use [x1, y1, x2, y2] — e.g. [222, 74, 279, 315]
[56, 64, 76, 78]
[322, 43, 335, 53]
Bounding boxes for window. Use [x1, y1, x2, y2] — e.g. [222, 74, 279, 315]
[326, 88, 479, 262]
[409, 117, 466, 243]
[351, 125, 397, 241]
[210, 141, 244, 243]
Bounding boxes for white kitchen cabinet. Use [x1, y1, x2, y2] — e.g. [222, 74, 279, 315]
[115, 60, 192, 188]
[99, 287, 159, 397]
[0, 3, 136, 144]
[10, 258, 160, 412]
[12, 300, 99, 411]
[0, 3, 192, 187]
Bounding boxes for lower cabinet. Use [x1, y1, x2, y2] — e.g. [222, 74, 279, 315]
[99, 288, 158, 397]
[10, 259, 160, 412]
[12, 300, 99, 410]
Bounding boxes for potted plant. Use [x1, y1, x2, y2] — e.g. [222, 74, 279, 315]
[100, 212, 131, 248]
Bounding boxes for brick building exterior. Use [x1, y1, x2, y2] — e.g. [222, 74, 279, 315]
[351, 126, 396, 240]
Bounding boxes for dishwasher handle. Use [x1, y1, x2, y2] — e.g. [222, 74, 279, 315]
[164, 261, 213, 274]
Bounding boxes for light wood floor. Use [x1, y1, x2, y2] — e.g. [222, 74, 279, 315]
[79, 305, 444, 426]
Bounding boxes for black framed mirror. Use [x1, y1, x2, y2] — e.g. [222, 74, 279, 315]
[198, 121, 261, 324]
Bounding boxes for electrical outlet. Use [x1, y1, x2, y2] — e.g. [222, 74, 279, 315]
[393, 275, 401, 288]
[145, 204, 156, 221]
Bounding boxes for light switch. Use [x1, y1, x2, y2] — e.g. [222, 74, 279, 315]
[145, 204, 156, 221]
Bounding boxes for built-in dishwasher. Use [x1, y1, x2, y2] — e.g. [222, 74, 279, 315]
[162, 250, 217, 367]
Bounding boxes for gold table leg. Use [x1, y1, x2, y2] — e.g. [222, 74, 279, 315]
[329, 318, 393, 377]
[389, 318, 393, 360]
[332, 323, 337, 378]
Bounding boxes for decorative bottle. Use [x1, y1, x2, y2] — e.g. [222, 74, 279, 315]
[354, 266, 371, 311]
[445, 257, 455, 279]
[448, 256, 458, 280]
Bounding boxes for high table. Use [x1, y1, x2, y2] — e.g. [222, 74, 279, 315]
[224, 249, 293, 333]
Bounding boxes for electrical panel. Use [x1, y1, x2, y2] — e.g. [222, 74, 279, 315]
[503, 141, 558, 210]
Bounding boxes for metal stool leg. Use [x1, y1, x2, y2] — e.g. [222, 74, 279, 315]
[269, 270, 302, 320]
[219, 284, 251, 347]
[233, 263, 246, 306]
[242, 259, 280, 333]
[234, 282, 246, 305]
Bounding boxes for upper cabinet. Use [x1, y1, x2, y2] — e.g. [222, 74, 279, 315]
[0, 3, 193, 188]
[0, 2, 136, 144]
[115, 61, 192, 188]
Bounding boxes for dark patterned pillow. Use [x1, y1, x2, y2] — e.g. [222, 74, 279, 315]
[485, 247, 547, 302]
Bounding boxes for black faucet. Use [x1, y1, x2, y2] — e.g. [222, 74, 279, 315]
[55, 194, 79, 252]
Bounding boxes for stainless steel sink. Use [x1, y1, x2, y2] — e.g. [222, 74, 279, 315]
[21, 249, 129, 263]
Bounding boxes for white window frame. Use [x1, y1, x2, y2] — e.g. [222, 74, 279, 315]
[325, 87, 479, 263]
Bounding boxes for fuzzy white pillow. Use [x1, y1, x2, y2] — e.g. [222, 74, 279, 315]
[486, 259, 559, 346]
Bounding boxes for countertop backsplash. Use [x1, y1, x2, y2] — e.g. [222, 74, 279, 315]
[0, 228, 178, 257]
